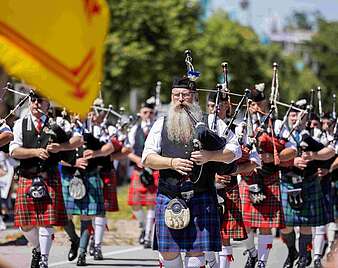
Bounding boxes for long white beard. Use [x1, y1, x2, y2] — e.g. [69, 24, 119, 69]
[166, 102, 203, 144]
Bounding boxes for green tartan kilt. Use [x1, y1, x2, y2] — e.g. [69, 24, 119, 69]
[61, 169, 105, 216]
[281, 178, 329, 226]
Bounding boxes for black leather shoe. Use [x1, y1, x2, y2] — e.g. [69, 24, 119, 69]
[243, 249, 258, 268]
[138, 229, 145, 245]
[295, 256, 307, 268]
[76, 253, 86, 266]
[31, 248, 41, 268]
[257, 260, 266, 268]
[93, 247, 103, 260]
[68, 239, 80, 261]
[306, 251, 312, 266]
[283, 248, 299, 268]
[144, 240, 151, 249]
[313, 258, 322, 268]
[88, 236, 95, 256]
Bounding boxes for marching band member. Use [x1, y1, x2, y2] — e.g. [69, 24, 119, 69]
[10, 93, 82, 268]
[127, 100, 158, 248]
[142, 77, 241, 268]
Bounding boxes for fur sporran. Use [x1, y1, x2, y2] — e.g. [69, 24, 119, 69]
[164, 198, 190, 229]
[69, 172, 86, 200]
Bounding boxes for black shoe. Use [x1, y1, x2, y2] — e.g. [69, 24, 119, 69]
[31, 248, 41, 268]
[144, 240, 151, 249]
[313, 258, 322, 268]
[93, 247, 103, 260]
[283, 248, 299, 268]
[295, 256, 307, 268]
[68, 239, 80, 261]
[306, 251, 312, 266]
[257, 260, 266, 268]
[88, 236, 95, 256]
[243, 249, 258, 268]
[321, 241, 328, 257]
[138, 229, 145, 245]
[39, 260, 48, 268]
[76, 253, 86, 266]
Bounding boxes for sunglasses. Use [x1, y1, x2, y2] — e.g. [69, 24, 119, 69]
[30, 96, 48, 103]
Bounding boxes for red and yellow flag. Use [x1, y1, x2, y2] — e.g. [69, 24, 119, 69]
[0, 0, 109, 115]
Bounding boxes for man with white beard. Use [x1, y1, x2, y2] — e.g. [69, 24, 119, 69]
[142, 77, 241, 268]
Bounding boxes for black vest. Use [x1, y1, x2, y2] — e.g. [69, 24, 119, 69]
[20, 117, 62, 173]
[133, 124, 146, 157]
[158, 117, 216, 194]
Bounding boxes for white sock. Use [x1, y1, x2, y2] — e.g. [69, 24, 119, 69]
[133, 209, 145, 228]
[205, 251, 218, 268]
[313, 225, 326, 258]
[94, 216, 107, 247]
[243, 230, 257, 256]
[39, 227, 54, 258]
[21, 227, 40, 250]
[184, 256, 206, 268]
[219, 246, 233, 268]
[257, 234, 273, 264]
[327, 222, 338, 249]
[159, 252, 164, 268]
[163, 254, 183, 268]
[144, 209, 155, 241]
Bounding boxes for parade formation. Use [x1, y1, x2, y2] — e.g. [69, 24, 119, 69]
[0, 49, 337, 268]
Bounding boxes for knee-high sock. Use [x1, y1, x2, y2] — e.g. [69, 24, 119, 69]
[94, 216, 106, 247]
[162, 255, 183, 268]
[257, 234, 273, 264]
[219, 246, 233, 268]
[243, 230, 257, 256]
[133, 209, 145, 228]
[39, 227, 54, 261]
[79, 220, 92, 254]
[64, 219, 79, 243]
[299, 233, 312, 258]
[313, 225, 326, 259]
[205, 251, 218, 268]
[144, 209, 155, 241]
[281, 231, 296, 252]
[21, 227, 40, 250]
[327, 222, 338, 249]
[184, 256, 206, 268]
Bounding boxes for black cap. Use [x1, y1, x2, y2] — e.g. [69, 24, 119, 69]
[322, 112, 332, 120]
[309, 112, 320, 121]
[207, 91, 228, 103]
[172, 76, 196, 91]
[141, 97, 155, 109]
[248, 83, 265, 102]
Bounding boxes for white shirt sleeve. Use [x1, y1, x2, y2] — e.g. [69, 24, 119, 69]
[141, 117, 164, 164]
[126, 124, 138, 148]
[0, 123, 12, 133]
[9, 118, 24, 156]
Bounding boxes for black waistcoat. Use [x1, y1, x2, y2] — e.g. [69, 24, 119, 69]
[20, 117, 61, 172]
[133, 124, 146, 157]
[159, 117, 216, 193]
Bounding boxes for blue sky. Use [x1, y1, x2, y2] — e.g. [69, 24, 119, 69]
[210, 0, 338, 34]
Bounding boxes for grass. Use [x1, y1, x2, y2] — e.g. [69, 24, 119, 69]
[107, 184, 133, 220]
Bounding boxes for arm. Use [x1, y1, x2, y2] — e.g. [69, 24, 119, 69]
[83, 143, 114, 159]
[0, 132, 13, 147]
[302, 146, 335, 161]
[11, 147, 43, 159]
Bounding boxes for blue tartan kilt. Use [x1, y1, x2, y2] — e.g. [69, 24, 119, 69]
[320, 177, 335, 223]
[281, 179, 329, 226]
[155, 192, 221, 253]
[60, 169, 105, 216]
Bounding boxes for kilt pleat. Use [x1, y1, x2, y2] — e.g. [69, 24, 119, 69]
[239, 173, 285, 229]
[320, 177, 334, 223]
[127, 169, 158, 206]
[101, 169, 119, 212]
[219, 183, 247, 241]
[14, 173, 67, 227]
[281, 178, 329, 226]
[61, 170, 105, 216]
[155, 192, 221, 252]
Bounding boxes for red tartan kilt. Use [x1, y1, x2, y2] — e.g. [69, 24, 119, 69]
[101, 169, 119, 212]
[219, 184, 247, 241]
[127, 169, 158, 206]
[239, 173, 285, 229]
[14, 174, 67, 227]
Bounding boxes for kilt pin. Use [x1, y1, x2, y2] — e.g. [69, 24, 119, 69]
[239, 172, 285, 229]
[15, 173, 67, 227]
[101, 169, 119, 212]
[219, 177, 247, 241]
[128, 168, 159, 206]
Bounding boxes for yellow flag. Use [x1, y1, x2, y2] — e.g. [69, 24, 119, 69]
[0, 0, 109, 115]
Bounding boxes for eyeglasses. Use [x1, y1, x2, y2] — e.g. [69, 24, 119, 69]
[30, 97, 48, 104]
[142, 111, 154, 115]
[172, 92, 194, 99]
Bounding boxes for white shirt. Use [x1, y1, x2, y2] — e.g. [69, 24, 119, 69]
[141, 114, 242, 164]
[0, 122, 12, 134]
[127, 120, 153, 149]
[9, 114, 47, 156]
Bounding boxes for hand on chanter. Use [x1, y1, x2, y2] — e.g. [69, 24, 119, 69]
[46, 143, 61, 153]
[215, 173, 232, 185]
[190, 150, 210, 165]
[171, 158, 194, 176]
[35, 148, 49, 160]
[294, 157, 308, 170]
[74, 158, 88, 169]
